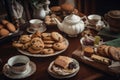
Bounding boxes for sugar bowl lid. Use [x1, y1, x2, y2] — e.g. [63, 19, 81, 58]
[108, 10, 120, 18]
[64, 14, 81, 24]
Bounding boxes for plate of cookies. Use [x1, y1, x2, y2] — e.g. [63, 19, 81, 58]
[12, 31, 69, 57]
[0, 20, 19, 39]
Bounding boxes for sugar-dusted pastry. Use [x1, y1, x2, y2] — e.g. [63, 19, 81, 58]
[51, 56, 78, 76]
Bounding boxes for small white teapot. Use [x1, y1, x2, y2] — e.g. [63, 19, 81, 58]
[54, 14, 85, 37]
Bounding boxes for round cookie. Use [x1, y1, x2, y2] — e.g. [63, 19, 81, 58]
[97, 45, 106, 56]
[0, 28, 9, 36]
[42, 48, 54, 54]
[22, 42, 31, 50]
[31, 41, 44, 50]
[19, 35, 31, 44]
[44, 44, 53, 48]
[43, 40, 55, 44]
[28, 47, 41, 54]
[51, 32, 63, 42]
[6, 23, 16, 32]
[41, 33, 53, 40]
[103, 45, 111, 57]
[12, 41, 23, 48]
[53, 42, 67, 50]
[109, 46, 120, 60]
[31, 37, 44, 45]
[31, 31, 41, 38]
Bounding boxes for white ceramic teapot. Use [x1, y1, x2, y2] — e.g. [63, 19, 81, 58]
[54, 14, 85, 37]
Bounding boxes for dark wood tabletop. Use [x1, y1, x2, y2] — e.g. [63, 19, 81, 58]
[0, 24, 119, 80]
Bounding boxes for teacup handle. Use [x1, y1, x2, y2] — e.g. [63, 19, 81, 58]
[81, 16, 89, 25]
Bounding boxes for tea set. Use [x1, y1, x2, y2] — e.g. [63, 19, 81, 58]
[2, 55, 36, 79]
[1, 10, 120, 79]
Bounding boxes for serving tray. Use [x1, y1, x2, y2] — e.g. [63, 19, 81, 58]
[72, 49, 120, 77]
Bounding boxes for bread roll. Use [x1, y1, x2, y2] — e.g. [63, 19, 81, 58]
[0, 28, 9, 36]
[6, 23, 16, 32]
[2, 20, 9, 25]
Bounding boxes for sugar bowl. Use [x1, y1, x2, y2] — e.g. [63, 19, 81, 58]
[104, 10, 120, 33]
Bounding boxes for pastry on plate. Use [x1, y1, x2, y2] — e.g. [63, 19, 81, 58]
[48, 56, 80, 76]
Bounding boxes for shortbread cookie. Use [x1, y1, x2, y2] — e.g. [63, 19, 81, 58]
[51, 32, 63, 42]
[53, 42, 67, 50]
[42, 48, 54, 54]
[19, 35, 31, 43]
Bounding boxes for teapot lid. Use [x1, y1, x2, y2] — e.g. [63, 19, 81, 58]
[108, 10, 120, 18]
[64, 14, 81, 24]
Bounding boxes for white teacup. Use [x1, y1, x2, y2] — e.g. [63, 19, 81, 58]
[7, 55, 30, 74]
[88, 14, 101, 25]
[29, 19, 43, 31]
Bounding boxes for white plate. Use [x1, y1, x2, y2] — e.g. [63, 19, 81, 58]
[17, 39, 69, 57]
[48, 58, 80, 79]
[3, 61, 36, 79]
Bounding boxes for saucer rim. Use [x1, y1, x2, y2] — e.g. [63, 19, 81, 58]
[27, 26, 47, 33]
[3, 61, 36, 79]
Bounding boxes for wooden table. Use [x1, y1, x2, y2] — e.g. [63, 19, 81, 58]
[0, 24, 118, 80]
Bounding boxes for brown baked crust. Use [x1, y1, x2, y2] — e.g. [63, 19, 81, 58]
[0, 28, 9, 36]
[84, 46, 94, 57]
[50, 6, 61, 12]
[53, 42, 67, 50]
[61, 3, 74, 12]
[6, 23, 16, 32]
[1, 20, 9, 25]
[28, 47, 41, 54]
[51, 32, 64, 42]
[42, 48, 54, 54]
[54, 56, 73, 69]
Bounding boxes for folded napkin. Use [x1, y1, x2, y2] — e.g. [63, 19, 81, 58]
[98, 28, 120, 38]
[105, 38, 120, 47]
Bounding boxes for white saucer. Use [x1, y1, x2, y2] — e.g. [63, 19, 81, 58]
[27, 26, 47, 33]
[3, 61, 36, 79]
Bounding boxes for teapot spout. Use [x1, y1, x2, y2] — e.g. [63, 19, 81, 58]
[54, 18, 63, 31]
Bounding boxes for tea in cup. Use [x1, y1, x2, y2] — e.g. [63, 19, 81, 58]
[7, 55, 30, 74]
[29, 19, 43, 31]
[88, 14, 102, 25]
